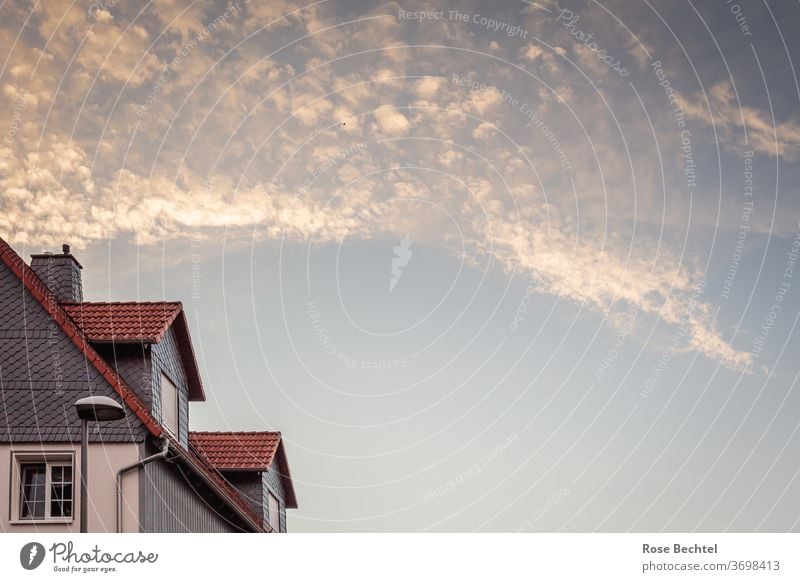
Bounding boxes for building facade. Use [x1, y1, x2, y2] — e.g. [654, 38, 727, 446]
[0, 239, 296, 533]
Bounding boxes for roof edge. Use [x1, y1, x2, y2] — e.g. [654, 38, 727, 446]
[171, 309, 205, 401]
[274, 440, 298, 509]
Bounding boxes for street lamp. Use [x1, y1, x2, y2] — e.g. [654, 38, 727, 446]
[74, 396, 126, 533]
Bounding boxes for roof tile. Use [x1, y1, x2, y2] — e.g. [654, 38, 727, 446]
[189, 431, 282, 471]
[62, 301, 181, 343]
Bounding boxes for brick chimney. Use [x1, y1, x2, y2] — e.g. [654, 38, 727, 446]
[30, 244, 83, 302]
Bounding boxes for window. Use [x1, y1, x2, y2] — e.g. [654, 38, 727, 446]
[161, 373, 179, 435]
[267, 491, 280, 532]
[12, 454, 73, 523]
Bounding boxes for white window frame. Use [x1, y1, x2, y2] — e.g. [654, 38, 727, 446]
[160, 372, 179, 436]
[10, 452, 75, 524]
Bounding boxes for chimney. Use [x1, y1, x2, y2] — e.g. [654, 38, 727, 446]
[30, 243, 83, 303]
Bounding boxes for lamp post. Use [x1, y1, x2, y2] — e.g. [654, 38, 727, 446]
[74, 396, 126, 533]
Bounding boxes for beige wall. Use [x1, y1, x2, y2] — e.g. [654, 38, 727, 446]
[0, 442, 141, 533]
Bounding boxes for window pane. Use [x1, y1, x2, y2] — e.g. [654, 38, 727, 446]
[51, 485, 65, 516]
[51, 464, 71, 485]
[20, 465, 46, 519]
[22, 502, 45, 519]
[50, 486, 72, 518]
[50, 465, 73, 518]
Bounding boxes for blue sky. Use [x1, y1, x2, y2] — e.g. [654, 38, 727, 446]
[2, 0, 800, 531]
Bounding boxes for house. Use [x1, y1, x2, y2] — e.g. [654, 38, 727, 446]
[0, 238, 297, 532]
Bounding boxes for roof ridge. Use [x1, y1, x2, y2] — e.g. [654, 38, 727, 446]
[190, 430, 282, 436]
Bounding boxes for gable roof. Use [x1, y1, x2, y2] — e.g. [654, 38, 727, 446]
[0, 237, 264, 530]
[63, 301, 205, 401]
[190, 431, 298, 508]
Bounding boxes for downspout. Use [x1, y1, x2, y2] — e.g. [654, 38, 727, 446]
[116, 438, 170, 533]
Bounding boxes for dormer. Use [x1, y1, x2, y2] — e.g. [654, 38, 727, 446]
[62, 301, 205, 447]
[189, 431, 298, 532]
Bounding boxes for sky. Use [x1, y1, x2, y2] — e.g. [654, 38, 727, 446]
[1, 0, 800, 532]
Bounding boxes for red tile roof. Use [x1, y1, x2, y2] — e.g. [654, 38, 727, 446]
[189, 431, 282, 471]
[190, 431, 298, 509]
[62, 301, 181, 342]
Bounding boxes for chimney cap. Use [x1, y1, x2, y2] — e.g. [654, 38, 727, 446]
[30, 244, 83, 269]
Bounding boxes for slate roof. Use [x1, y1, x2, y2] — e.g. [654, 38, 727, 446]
[0, 237, 163, 437]
[62, 301, 181, 342]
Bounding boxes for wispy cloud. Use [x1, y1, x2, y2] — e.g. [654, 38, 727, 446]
[679, 81, 800, 160]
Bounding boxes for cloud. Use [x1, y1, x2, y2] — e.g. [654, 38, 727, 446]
[482, 210, 752, 371]
[679, 81, 800, 160]
[33, 0, 164, 87]
[0, 129, 753, 371]
[519, 45, 544, 62]
[373, 108, 411, 135]
[415, 76, 444, 99]
[0, 0, 761, 372]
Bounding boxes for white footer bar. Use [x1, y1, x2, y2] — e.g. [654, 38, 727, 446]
[2, 533, 796, 581]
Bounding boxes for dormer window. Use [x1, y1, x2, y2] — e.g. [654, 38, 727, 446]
[161, 373, 179, 435]
[267, 491, 280, 532]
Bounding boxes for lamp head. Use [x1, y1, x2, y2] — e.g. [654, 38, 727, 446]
[74, 395, 126, 422]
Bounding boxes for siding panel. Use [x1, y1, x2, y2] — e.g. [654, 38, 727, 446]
[141, 458, 239, 533]
[224, 471, 263, 517]
[263, 467, 287, 532]
[150, 328, 190, 448]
